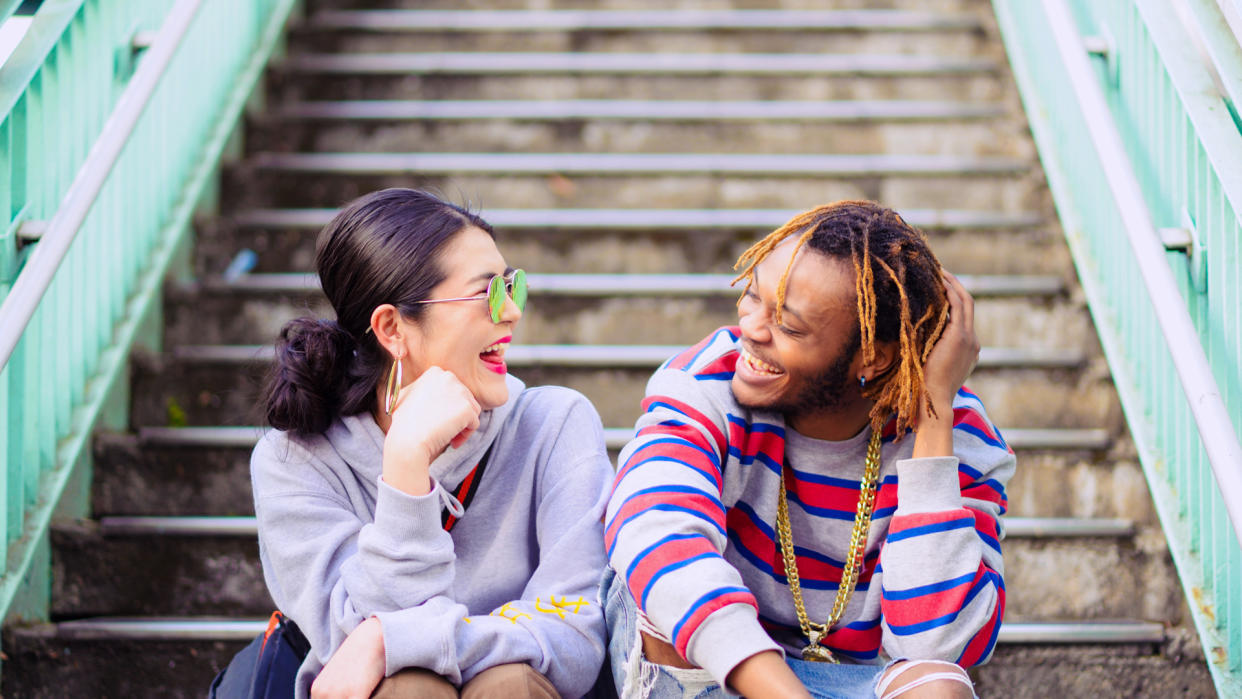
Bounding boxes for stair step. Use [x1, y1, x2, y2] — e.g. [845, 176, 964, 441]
[232, 207, 1042, 231]
[273, 99, 1004, 122]
[202, 272, 1064, 298]
[171, 343, 1085, 370]
[21, 616, 1164, 645]
[281, 52, 998, 76]
[249, 152, 1027, 177]
[55, 518, 1167, 619]
[301, 9, 982, 33]
[92, 516, 1136, 540]
[138, 426, 1113, 453]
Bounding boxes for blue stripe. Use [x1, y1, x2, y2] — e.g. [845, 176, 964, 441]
[678, 327, 736, 374]
[977, 530, 1002, 555]
[883, 571, 977, 601]
[731, 500, 877, 569]
[725, 414, 785, 436]
[607, 505, 725, 558]
[957, 597, 1003, 665]
[887, 516, 975, 543]
[629, 436, 722, 468]
[958, 461, 1008, 501]
[728, 446, 783, 474]
[625, 532, 703, 581]
[954, 422, 1006, 450]
[645, 400, 691, 418]
[843, 616, 882, 631]
[886, 570, 1001, 636]
[831, 646, 880, 661]
[785, 490, 857, 522]
[695, 372, 734, 381]
[622, 455, 720, 489]
[640, 553, 720, 609]
[672, 586, 752, 643]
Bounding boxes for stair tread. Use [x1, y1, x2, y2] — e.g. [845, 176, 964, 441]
[232, 207, 1043, 230]
[201, 272, 1064, 297]
[170, 343, 1086, 369]
[88, 515, 1136, 539]
[281, 51, 998, 76]
[138, 426, 1112, 452]
[18, 617, 1163, 644]
[249, 151, 1028, 176]
[302, 9, 983, 33]
[273, 99, 1005, 121]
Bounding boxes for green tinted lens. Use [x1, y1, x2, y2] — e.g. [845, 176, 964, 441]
[511, 269, 527, 311]
[488, 274, 505, 323]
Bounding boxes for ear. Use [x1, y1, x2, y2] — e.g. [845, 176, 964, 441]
[860, 339, 899, 383]
[369, 304, 405, 358]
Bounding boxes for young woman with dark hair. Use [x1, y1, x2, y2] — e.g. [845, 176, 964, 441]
[250, 188, 612, 698]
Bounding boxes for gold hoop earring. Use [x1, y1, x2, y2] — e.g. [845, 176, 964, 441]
[384, 357, 403, 415]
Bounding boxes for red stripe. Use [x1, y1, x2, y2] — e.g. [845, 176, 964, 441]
[966, 507, 1000, 542]
[957, 583, 1005, 666]
[640, 395, 728, 455]
[626, 536, 720, 605]
[726, 508, 879, 584]
[619, 439, 723, 491]
[605, 490, 725, 549]
[696, 351, 739, 378]
[883, 573, 978, 627]
[959, 474, 1005, 509]
[786, 476, 867, 518]
[728, 421, 786, 467]
[953, 406, 1011, 453]
[673, 590, 758, 656]
[667, 333, 717, 370]
[825, 622, 883, 654]
[634, 421, 717, 457]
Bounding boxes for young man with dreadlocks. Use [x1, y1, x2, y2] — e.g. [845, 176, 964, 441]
[603, 200, 1015, 698]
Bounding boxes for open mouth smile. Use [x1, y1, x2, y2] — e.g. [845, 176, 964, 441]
[480, 336, 511, 374]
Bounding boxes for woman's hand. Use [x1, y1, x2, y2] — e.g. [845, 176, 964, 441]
[913, 271, 979, 458]
[383, 366, 482, 496]
[310, 617, 386, 699]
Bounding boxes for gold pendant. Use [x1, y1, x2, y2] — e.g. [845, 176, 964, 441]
[801, 643, 836, 663]
[801, 629, 838, 663]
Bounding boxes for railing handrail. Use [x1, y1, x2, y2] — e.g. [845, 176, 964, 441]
[1042, 0, 1242, 545]
[0, 0, 202, 370]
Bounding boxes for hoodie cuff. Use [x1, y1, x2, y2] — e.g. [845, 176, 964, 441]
[371, 476, 453, 549]
[685, 602, 782, 689]
[895, 456, 963, 514]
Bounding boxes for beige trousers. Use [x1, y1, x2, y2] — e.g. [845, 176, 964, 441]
[371, 662, 560, 699]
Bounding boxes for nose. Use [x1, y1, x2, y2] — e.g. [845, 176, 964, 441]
[737, 303, 771, 344]
[497, 292, 523, 325]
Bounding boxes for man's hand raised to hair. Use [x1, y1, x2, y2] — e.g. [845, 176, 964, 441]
[912, 271, 979, 458]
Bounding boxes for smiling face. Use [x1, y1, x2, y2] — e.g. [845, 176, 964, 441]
[732, 239, 872, 435]
[398, 226, 522, 410]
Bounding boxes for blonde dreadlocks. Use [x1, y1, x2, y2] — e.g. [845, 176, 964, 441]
[732, 200, 950, 437]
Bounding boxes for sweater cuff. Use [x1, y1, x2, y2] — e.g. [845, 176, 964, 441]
[895, 456, 963, 513]
[684, 602, 782, 689]
[372, 477, 452, 546]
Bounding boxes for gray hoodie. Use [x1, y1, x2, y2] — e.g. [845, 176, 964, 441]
[250, 375, 612, 698]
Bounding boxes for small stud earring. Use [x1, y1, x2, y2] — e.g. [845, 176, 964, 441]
[858, 376, 867, 388]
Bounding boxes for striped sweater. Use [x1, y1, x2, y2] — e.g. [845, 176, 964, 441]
[604, 327, 1016, 686]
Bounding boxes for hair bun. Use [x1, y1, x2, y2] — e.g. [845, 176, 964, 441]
[264, 317, 356, 434]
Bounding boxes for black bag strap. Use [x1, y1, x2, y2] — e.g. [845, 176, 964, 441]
[441, 444, 493, 532]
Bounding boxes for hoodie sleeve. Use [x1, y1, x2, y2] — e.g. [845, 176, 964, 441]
[250, 432, 458, 672]
[877, 388, 1016, 666]
[365, 394, 613, 698]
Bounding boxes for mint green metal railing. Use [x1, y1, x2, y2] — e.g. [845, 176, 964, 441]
[0, 0, 296, 626]
[993, 0, 1242, 694]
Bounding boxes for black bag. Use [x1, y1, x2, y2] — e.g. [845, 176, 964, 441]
[209, 611, 310, 699]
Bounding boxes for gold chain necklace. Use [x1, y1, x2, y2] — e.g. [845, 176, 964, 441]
[775, 429, 882, 662]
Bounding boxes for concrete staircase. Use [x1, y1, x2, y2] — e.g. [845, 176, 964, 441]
[2, 1, 1217, 696]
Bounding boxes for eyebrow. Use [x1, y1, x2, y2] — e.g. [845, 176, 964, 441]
[752, 267, 808, 324]
[465, 266, 514, 285]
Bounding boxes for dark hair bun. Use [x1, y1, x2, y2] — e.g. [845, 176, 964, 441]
[264, 318, 356, 434]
